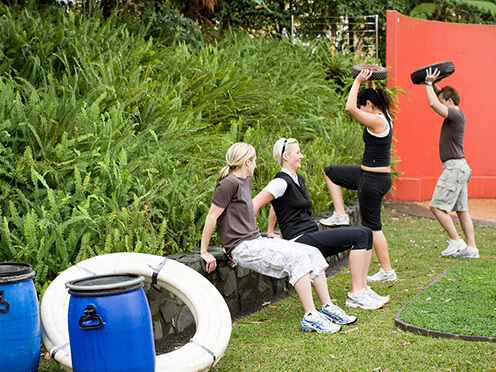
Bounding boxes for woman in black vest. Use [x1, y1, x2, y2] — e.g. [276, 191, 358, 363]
[319, 69, 396, 283]
[253, 138, 389, 311]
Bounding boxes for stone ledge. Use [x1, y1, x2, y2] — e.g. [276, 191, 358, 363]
[147, 204, 360, 352]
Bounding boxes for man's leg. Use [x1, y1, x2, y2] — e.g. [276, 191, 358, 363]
[456, 210, 476, 247]
[430, 206, 461, 240]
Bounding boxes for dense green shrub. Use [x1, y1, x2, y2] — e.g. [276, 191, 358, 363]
[0, 4, 398, 289]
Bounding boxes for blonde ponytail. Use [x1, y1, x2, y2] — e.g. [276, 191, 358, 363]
[217, 142, 256, 183]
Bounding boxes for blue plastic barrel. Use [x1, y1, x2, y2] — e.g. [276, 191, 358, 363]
[0, 263, 41, 372]
[66, 274, 155, 372]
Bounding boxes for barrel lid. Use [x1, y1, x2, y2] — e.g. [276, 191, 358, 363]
[0, 262, 35, 283]
[66, 274, 144, 295]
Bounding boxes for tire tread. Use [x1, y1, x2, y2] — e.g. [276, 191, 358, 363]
[410, 61, 455, 85]
[351, 65, 388, 81]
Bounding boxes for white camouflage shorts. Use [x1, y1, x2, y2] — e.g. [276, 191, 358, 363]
[230, 237, 328, 286]
[430, 158, 471, 212]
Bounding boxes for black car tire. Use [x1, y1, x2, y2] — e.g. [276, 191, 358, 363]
[351, 65, 388, 81]
[410, 61, 455, 85]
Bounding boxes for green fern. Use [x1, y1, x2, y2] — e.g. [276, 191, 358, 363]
[410, 3, 439, 19]
[0, 4, 403, 289]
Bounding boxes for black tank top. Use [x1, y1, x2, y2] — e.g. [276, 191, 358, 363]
[362, 113, 392, 167]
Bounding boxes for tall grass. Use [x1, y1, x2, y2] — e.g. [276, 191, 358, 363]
[0, 4, 397, 288]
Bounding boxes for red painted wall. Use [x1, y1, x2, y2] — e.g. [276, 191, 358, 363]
[386, 11, 496, 201]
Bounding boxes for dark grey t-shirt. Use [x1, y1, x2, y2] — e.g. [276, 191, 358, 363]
[439, 107, 465, 162]
[211, 173, 260, 253]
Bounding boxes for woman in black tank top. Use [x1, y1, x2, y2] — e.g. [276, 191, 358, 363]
[321, 69, 397, 283]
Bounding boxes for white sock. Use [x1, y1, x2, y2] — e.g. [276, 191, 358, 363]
[349, 289, 366, 297]
[305, 310, 317, 318]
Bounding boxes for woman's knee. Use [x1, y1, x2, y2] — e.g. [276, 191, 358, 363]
[361, 226, 374, 245]
[361, 226, 374, 248]
[349, 226, 373, 250]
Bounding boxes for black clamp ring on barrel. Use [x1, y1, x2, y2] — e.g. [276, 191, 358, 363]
[79, 304, 103, 329]
[0, 291, 10, 313]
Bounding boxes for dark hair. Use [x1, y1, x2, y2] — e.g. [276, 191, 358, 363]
[357, 88, 391, 123]
[438, 86, 460, 105]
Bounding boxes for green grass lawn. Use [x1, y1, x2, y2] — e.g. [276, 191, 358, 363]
[399, 262, 496, 338]
[40, 206, 496, 371]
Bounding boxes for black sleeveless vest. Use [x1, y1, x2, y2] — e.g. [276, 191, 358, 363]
[270, 172, 318, 240]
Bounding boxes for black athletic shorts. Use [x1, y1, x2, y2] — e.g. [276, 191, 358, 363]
[324, 165, 392, 231]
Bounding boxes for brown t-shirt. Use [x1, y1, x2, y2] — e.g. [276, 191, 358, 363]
[439, 107, 465, 162]
[211, 173, 260, 253]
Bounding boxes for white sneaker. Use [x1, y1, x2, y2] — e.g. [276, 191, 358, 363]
[367, 268, 397, 282]
[321, 303, 357, 325]
[301, 312, 342, 333]
[440, 239, 467, 256]
[346, 290, 384, 310]
[453, 246, 479, 258]
[366, 286, 390, 305]
[319, 212, 350, 227]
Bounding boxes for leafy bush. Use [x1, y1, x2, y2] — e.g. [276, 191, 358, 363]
[0, 4, 398, 289]
[410, 0, 496, 23]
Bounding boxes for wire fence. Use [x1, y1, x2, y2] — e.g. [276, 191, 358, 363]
[290, 15, 379, 59]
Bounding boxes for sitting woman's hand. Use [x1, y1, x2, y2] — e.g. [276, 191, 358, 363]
[201, 252, 217, 273]
[267, 232, 281, 239]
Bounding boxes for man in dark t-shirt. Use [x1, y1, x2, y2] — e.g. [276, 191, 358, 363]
[424, 67, 478, 258]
